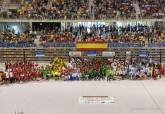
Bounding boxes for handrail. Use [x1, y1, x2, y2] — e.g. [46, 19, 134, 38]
[0, 18, 164, 22]
[1, 42, 165, 48]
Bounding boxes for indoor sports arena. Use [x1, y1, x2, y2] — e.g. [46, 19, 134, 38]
[0, 0, 165, 114]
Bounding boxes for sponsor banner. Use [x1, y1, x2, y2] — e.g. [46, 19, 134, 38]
[139, 54, 148, 57]
[69, 51, 82, 57]
[87, 51, 97, 57]
[79, 96, 114, 104]
[138, 50, 149, 57]
[76, 42, 108, 50]
[102, 52, 115, 57]
[35, 51, 45, 57]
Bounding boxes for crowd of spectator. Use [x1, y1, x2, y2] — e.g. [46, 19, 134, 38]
[17, 0, 136, 19]
[1, 0, 165, 19]
[150, 27, 165, 43]
[0, 28, 36, 47]
[40, 29, 75, 43]
[0, 24, 165, 47]
[93, 0, 136, 19]
[17, 0, 90, 19]
[39, 24, 150, 47]
[138, 0, 165, 19]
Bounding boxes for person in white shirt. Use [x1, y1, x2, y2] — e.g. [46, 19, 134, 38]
[5, 71, 10, 83]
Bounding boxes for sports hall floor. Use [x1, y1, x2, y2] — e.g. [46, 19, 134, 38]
[0, 79, 165, 114]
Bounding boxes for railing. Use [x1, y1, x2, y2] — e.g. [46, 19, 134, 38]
[43, 42, 76, 48]
[0, 48, 165, 62]
[109, 42, 145, 48]
[148, 42, 165, 48]
[0, 18, 164, 22]
[0, 48, 71, 61]
[0, 41, 36, 48]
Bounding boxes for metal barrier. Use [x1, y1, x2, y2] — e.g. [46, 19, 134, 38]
[2, 42, 165, 48]
[43, 42, 76, 48]
[149, 42, 165, 47]
[0, 41, 36, 48]
[109, 42, 145, 47]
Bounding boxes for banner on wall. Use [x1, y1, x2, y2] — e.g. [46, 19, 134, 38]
[69, 51, 82, 57]
[76, 42, 108, 50]
[138, 50, 149, 57]
[102, 52, 115, 57]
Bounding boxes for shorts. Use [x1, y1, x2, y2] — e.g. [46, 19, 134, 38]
[5, 78, 10, 81]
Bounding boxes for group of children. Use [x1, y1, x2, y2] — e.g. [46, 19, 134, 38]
[0, 61, 41, 84]
[128, 63, 163, 80]
[0, 58, 164, 85]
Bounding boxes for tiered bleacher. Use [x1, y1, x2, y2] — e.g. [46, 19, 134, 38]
[1, 0, 165, 19]
[1, 0, 165, 83]
[0, 0, 165, 62]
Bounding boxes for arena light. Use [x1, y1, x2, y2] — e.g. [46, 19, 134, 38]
[87, 28, 90, 33]
[11, 25, 19, 34]
[116, 22, 123, 27]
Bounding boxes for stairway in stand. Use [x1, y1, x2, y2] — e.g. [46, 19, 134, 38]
[89, 0, 94, 19]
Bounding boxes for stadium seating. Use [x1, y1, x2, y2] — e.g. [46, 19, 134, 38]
[1, 25, 165, 48]
[1, 0, 165, 19]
